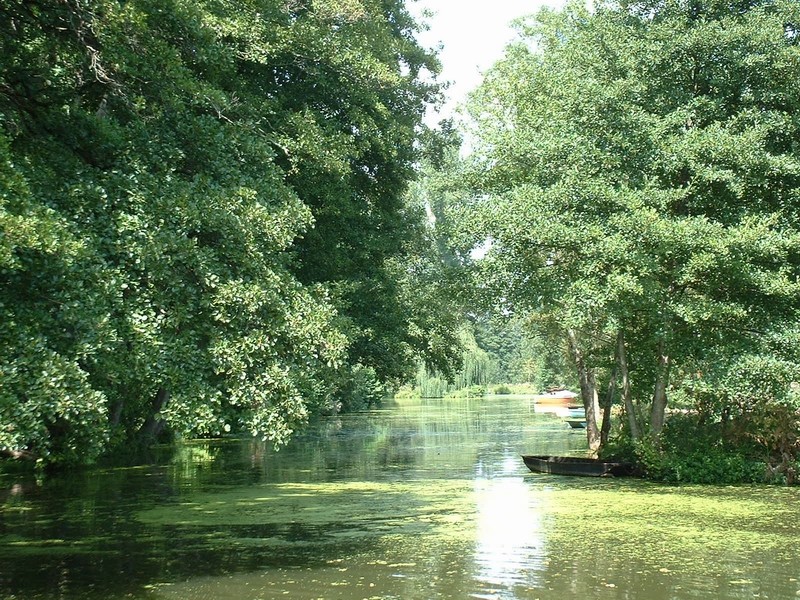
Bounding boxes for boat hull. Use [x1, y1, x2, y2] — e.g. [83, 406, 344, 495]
[533, 393, 578, 405]
[521, 455, 634, 477]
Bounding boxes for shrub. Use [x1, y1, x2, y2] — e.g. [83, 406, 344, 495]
[446, 385, 487, 398]
[603, 414, 770, 484]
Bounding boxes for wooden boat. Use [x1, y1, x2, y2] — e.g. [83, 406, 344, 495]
[522, 455, 634, 477]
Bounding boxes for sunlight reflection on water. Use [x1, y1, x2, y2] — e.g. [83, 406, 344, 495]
[3, 396, 800, 600]
[473, 476, 546, 591]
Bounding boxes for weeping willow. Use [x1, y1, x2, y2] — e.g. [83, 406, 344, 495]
[415, 328, 496, 398]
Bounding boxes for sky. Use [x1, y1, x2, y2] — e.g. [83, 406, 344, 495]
[411, 0, 568, 124]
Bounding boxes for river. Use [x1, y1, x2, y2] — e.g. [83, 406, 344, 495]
[1, 395, 799, 599]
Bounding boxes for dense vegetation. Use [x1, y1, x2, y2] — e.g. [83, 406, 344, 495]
[446, 0, 800, 483]
[0, 0, 461, 467]
[3, 0, 799, 485]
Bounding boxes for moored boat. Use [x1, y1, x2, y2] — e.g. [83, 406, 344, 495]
[533, 389, 579, 405]
[521, 454, 634, 477]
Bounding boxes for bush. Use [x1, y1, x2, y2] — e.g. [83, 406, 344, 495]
[445, 385, 487, 398]
[334, 365, 386, 413]
[643, 444, 765, 485]
[392, 386, 420, 400]
[603, 414, 769, 484]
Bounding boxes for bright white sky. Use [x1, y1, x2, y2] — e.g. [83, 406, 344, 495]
[411, 0, 568, 124]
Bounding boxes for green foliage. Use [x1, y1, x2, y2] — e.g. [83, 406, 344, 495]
[498, 382, 541, 395]
[414, 326, 494, 398]
[673, 339, 800, 482]
[392, 385, 421, 400]
[445, 385, 487, 399]
[0, 0, 450, 466]
[271, 0, 447, 386]
[454, 0, 800, 475]
[637, 417, 766, 485]
[604, 407, 798, 485]
[330, 364, 386, 413]
[414, 368, 450, 400]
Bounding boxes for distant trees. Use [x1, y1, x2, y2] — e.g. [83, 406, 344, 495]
[410, 119, 577, 398]
[0, 0, 458, 466]
[456, 0, 800, 479]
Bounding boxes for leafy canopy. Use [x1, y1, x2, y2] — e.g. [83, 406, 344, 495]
[0, 0, 450, 466]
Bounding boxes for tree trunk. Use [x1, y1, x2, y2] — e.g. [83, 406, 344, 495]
[650, 341, 671, 436]
[567, 330, 602, 456]
[599, 366, 617, 451]
[584, 372, 602, 457]
[138, 387, 169, 441]
[109, 400, 124, 427]
[617, 330, 641, 441]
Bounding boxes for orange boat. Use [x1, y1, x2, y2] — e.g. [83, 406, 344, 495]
[532, 389, 579, 405]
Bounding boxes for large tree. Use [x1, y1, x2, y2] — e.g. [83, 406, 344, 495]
[459, 0, 800, 463]
[259, 0, 449, 384]
[0, 0, 448, 466]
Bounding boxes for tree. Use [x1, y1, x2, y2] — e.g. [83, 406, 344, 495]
[0, 0, 450, 466]
[267, 0, 447, 386]
[458, 0, 800, 465]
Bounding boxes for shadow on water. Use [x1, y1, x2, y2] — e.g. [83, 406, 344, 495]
[2, 395, 800, 599]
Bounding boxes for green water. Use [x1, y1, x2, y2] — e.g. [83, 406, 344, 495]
[1, 395, 799, 599]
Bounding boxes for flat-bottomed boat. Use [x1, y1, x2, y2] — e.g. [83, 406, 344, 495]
[522, 454, 634, 477]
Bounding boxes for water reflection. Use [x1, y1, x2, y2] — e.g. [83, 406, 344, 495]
[1, 396, 800, 600]
[473, 474, 545, 594]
